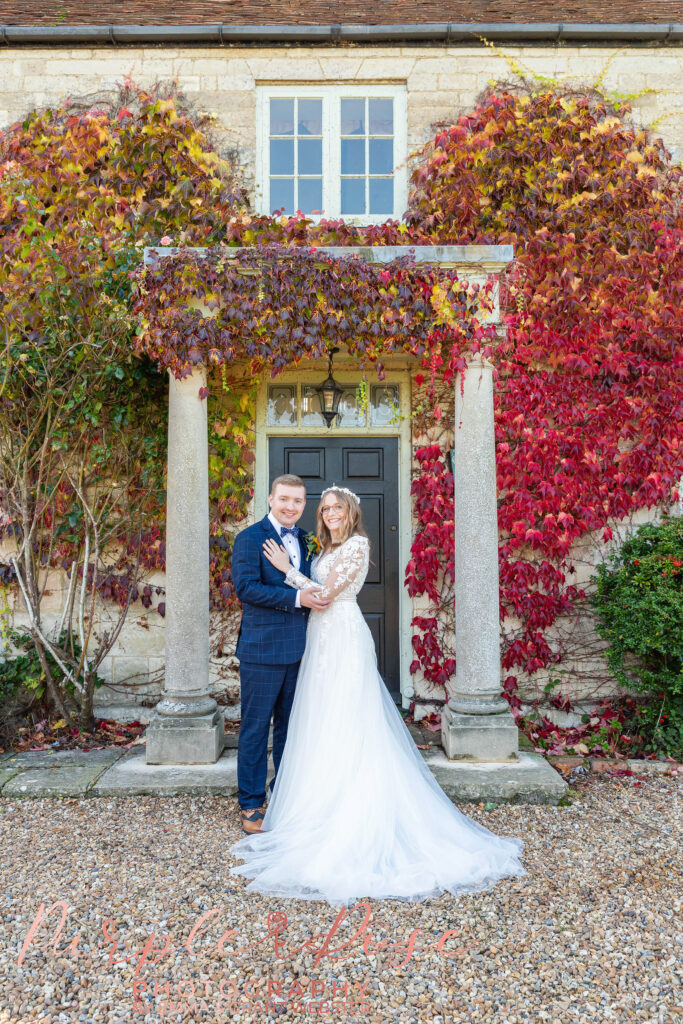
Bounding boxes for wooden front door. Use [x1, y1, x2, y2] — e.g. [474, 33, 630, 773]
[268, 437, 401, 701]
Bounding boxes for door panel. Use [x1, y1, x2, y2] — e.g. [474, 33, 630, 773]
[285, 448, 325, 479]
[344, 446, 383, 478]
[269, 436, 401, 701]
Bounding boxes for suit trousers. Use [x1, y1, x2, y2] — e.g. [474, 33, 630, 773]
[237, 660, 300, 810]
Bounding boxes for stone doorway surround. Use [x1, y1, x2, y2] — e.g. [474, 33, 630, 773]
[140, 244, 566, 804]
[255, 363, 413, 705]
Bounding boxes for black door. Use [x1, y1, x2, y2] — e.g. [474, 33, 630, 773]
[268, 437, 401, 702]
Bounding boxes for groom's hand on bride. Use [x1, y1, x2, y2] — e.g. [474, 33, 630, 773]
[300, 589, 331, 610]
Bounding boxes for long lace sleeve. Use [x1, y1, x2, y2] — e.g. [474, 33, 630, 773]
[317, 536, 369, 600]
[284, 566, 318, 590]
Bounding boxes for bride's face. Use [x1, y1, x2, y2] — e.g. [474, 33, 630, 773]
[320, 495, 347, 537]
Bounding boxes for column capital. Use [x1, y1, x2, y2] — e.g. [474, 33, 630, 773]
[462, 355, 494, 370]
[167, 363, 208, 385]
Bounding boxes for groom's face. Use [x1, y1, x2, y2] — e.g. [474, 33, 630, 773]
[269, 483, 306, 528]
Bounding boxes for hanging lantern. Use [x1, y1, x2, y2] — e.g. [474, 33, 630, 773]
[315, 347, 344, 428]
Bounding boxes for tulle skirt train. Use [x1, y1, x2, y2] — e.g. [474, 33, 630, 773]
[229, 601, 526, 907]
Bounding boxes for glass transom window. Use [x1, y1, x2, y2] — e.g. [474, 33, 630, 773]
[267, 382, 399, 428]
[256, 85, 407, 224]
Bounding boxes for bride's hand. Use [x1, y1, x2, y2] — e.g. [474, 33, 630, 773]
[263, 538, 293, 573]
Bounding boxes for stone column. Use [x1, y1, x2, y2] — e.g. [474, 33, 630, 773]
[146, 365, 225, 764]
[441, 358, 519, 761]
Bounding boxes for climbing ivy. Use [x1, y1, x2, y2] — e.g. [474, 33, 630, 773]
[1, 80, 681, 750]
[402, 85, 682, 740]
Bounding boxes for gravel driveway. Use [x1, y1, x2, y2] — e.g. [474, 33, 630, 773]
[1, 769, 680, 1024]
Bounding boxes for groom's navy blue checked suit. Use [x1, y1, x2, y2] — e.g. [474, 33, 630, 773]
[232, 515, 313, 811]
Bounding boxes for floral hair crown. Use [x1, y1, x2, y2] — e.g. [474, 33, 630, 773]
[320, 485, 360, 504]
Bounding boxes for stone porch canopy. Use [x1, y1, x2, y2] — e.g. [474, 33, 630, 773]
[140, 244, 521, 769]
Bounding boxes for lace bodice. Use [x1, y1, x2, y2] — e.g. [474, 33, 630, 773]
[284, 534, 369, 602]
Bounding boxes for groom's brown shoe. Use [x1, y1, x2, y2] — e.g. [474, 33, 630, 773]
[241, 807, 266, 835]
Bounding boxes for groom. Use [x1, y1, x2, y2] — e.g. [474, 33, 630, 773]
[231, 474, 330, 834]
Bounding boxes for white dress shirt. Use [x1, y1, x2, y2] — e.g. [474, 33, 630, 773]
[267, 510, 303, 609]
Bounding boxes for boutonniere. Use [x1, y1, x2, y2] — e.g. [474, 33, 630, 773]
[304, 531, 321, 558]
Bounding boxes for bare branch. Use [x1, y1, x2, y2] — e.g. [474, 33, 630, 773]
[54, 561, 77, 643]
[9, 555, 85, 695]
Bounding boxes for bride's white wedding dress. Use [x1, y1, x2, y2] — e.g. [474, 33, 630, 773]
[229, 533, 526, 906]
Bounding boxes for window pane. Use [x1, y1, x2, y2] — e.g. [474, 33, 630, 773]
[270, 98, 294, 135]
[301, 385, 322, 425]
[369, 177, 393, 214]
[270, 177, 294, 215]
[341, 177, 365, 215]
[336, 387, 365, 427]
[370, 385, 399, 425]
[297, 98, 322, 136]
[270, 138, 294, 175]
[298, 138, 322, 175]
[297, 177, 323, 215]
[369, 138, 393, 175]
[341, 97, 365, 136]
[341, 138, 365, 175]
[369, 98, 393, 135]
[267, 385, 297, 426]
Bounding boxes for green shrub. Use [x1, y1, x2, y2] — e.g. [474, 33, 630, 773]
[592, 515, 683, 758]
[0, 628, 101, 704]
[1, 630, 49, 702]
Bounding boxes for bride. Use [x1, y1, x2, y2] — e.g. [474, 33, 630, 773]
[229, 486, 526, 906]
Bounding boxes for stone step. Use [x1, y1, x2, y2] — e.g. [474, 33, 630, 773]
[0, 745, 569, 804]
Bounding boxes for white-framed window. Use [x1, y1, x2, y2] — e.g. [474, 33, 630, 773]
[255, 84, 408, 224]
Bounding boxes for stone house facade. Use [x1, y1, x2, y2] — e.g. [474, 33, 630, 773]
[1, 2, 681, 723]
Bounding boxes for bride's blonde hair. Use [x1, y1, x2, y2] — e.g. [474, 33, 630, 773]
[316, 488, 368, 555]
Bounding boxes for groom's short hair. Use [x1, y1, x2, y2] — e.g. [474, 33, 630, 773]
[270, 474, 306, 496]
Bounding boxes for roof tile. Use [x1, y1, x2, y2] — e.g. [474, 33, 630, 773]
[0, 1, 679, 27]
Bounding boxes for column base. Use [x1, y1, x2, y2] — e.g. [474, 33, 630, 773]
[441, 705, 519, 762]
[145, 708, 225, 765]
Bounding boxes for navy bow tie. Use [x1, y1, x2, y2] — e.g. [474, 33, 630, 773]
[280, 526, 299, 538]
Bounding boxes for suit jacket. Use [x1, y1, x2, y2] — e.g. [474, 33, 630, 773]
[232, 515, 313, 665]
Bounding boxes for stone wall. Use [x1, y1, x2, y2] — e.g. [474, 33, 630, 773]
[0, 44, 681, 172]
[0, 539, 169, 710]
[499, 505, 680, 725]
